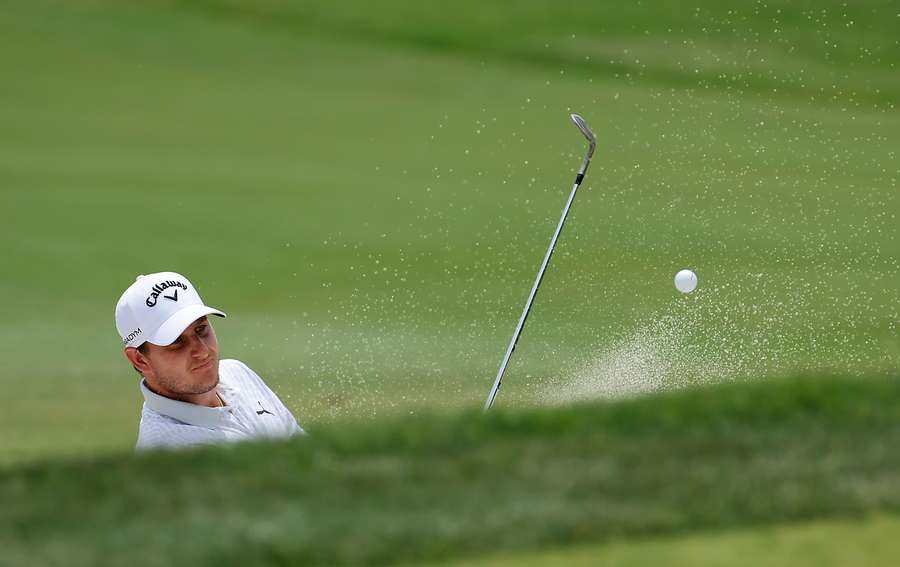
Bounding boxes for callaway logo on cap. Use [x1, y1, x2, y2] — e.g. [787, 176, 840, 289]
[115, 271, 226, 348]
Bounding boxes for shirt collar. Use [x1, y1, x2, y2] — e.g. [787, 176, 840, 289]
[140, 380, 231, 429]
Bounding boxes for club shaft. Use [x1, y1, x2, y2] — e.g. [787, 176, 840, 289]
[483, 172, 588, 411]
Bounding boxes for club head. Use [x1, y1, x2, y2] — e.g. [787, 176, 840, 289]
[570, 113, 596, 164]
[571, 113, 596, 143]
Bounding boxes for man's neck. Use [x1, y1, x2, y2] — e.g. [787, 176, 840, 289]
[142, 380, 223, 408]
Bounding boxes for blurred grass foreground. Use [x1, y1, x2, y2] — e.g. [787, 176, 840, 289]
[3, 375, 900, 566]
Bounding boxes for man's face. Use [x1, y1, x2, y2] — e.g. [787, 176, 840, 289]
[129, 317, 220, 398]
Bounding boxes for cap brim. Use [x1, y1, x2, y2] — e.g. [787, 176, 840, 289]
[148, 305, 226, 346]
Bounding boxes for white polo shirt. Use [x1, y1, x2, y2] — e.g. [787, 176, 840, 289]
[136, 359, 304, 451]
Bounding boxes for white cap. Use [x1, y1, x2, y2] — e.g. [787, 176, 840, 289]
[115, 272, 226, 348]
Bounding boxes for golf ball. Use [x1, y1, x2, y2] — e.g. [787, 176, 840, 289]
[674, 269, 697, 293]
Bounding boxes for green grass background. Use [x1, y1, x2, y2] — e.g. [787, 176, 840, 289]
[1, 0, 896, 464]
[0, 0, 898, 563]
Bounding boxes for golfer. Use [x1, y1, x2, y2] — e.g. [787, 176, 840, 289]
[115, 271, 304, 450]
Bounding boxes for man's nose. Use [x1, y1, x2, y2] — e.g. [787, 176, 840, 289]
[188, 334, 209, 357]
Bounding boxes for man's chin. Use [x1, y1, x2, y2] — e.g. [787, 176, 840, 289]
[186, 370, 219, 395]
[197, 374, 219, 394]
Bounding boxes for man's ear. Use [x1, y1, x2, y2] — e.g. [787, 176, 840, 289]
[125, 347, 151, 376]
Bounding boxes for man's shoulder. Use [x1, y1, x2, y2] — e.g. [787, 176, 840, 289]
[219, 358, 265, 385]
[219, 358, 258, 377]
[219, 358, 250, 373]
[218, 359, 279, 400]
[218, 359, 290, 409]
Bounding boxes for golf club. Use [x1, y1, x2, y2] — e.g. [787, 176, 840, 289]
[483, 113, 597, 411]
